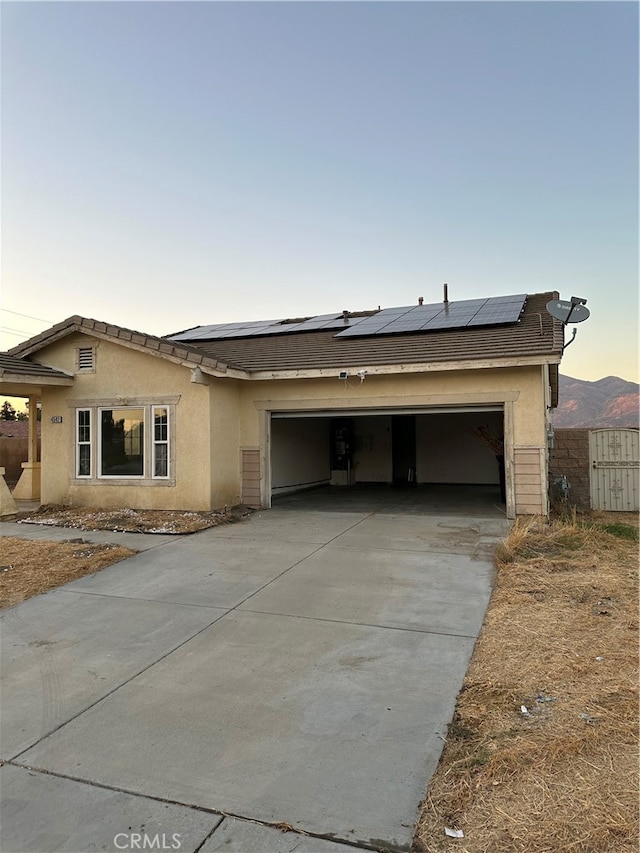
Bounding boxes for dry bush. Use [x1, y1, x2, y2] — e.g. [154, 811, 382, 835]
[413, 518, 639, 853]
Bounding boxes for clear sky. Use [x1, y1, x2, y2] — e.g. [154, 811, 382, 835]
[2, 1, 638, 384]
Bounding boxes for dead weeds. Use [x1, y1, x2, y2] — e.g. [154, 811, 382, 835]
[17, 503, 252, 534]
[0, 537, 137, 610]
[413, 515, 639, 853]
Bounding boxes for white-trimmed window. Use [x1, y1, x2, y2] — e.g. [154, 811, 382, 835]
[152, 406, 169, 478]
[76, 409, 92, 477]
[74, 402, 175, 483]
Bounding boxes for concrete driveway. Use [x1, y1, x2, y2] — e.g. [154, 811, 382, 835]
[1, 488, 510, 853]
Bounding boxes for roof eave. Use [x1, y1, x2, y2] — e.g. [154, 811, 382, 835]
[0, 377, 75, 397]
[7, 317, 86, 358]
[246, 353, 564, 381]
[0, 371, 74, 385]
[8, 316, 241, 379]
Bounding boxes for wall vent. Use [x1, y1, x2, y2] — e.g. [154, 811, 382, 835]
[78, 347, 95, 371]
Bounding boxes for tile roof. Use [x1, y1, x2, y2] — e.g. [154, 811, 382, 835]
[181, 292, 564, 373]
[6, 293, 564, 390]
[0, 352, 72, 380]
[8, 316, 231, 375]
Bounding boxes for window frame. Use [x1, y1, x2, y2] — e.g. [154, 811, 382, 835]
[151, 405, 170, 479]
[76, 408, 92, 478]
[72, 398, 177, 487]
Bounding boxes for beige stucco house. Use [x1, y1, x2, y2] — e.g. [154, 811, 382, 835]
[0, 291, 564, 518]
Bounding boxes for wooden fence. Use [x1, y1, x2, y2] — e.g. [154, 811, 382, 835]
[0, 438, 40, 487]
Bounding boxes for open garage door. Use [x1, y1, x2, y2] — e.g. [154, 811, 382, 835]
[270, 406, 505, 507]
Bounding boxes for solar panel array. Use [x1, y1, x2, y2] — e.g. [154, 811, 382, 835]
[334, 294, 527, 338]
[169, 295, 527, 342]
[170, 312, 353, 342]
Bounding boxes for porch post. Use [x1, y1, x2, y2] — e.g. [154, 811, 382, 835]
[28, 395, 39, 462]
[12, 395, 41, 501]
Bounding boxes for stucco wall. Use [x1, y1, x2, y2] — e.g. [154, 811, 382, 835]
[239, 365, 547, 513]
[38, 334, 215, 510]
[209, 378, 242, 507]
[30, 332, 551, 516]
[240, 366, 545, 443]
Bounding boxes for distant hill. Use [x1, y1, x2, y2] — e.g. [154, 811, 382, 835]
[553, 375, 639, 428]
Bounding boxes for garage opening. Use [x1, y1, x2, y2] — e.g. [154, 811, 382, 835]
[270, 407, 505, 508]
[392, 416, 416, 484]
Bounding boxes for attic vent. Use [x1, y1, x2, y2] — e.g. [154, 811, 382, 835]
[78, 347, 95, 371]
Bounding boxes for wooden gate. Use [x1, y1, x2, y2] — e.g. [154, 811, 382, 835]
[589, 429, 639, 511]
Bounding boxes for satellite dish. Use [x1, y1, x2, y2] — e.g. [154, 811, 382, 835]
[546, 295, 590, 352]
[546, 297, 590, 325]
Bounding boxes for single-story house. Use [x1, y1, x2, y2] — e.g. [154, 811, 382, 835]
[0, 291, 564, 518]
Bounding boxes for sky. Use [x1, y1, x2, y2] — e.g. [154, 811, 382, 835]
[1, 0, 638, 385]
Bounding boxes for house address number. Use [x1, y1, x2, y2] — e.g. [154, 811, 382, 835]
[50, 416, 63, 423]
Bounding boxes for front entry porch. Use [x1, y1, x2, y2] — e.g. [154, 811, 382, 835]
[0, 353, 74, 515]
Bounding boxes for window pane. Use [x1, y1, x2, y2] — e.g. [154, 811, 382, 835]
[77, 410, 91, 476]
[154, 444, 168, 477]
[78, 445, 91, 476]
[154, 408, 168, 442]
[78, 410, 90, 442]
[101, 408, 144, 476]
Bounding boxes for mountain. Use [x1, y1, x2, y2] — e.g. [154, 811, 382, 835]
[553, 375, 639, 428]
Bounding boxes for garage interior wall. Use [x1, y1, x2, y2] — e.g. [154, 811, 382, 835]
[416, 411, 503, 484]
[271, 409, 505, 496]
[271, 417, 331, 494]
[353, 416, 392, 482]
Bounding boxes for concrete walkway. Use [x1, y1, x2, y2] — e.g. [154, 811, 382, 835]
[1, 490, 510, 853]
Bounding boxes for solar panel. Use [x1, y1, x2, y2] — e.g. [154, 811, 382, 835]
[170, 294, 527, 342]
[170, 320, 281, 341]
[293, 314, 351, 332]
[336, 305, 440, 337]
[334, 306, 418, 338]
[466, 294, 526, 326]
[334, 294, 527, 338]
[169, 312, 354, 341]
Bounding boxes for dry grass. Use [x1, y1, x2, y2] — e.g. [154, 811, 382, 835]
[0, 537, 137, 610]
[413, 515, 639, 853]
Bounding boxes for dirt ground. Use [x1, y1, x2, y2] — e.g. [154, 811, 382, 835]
[412, 511, 639, 853]
[2, 504, 253, 609]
